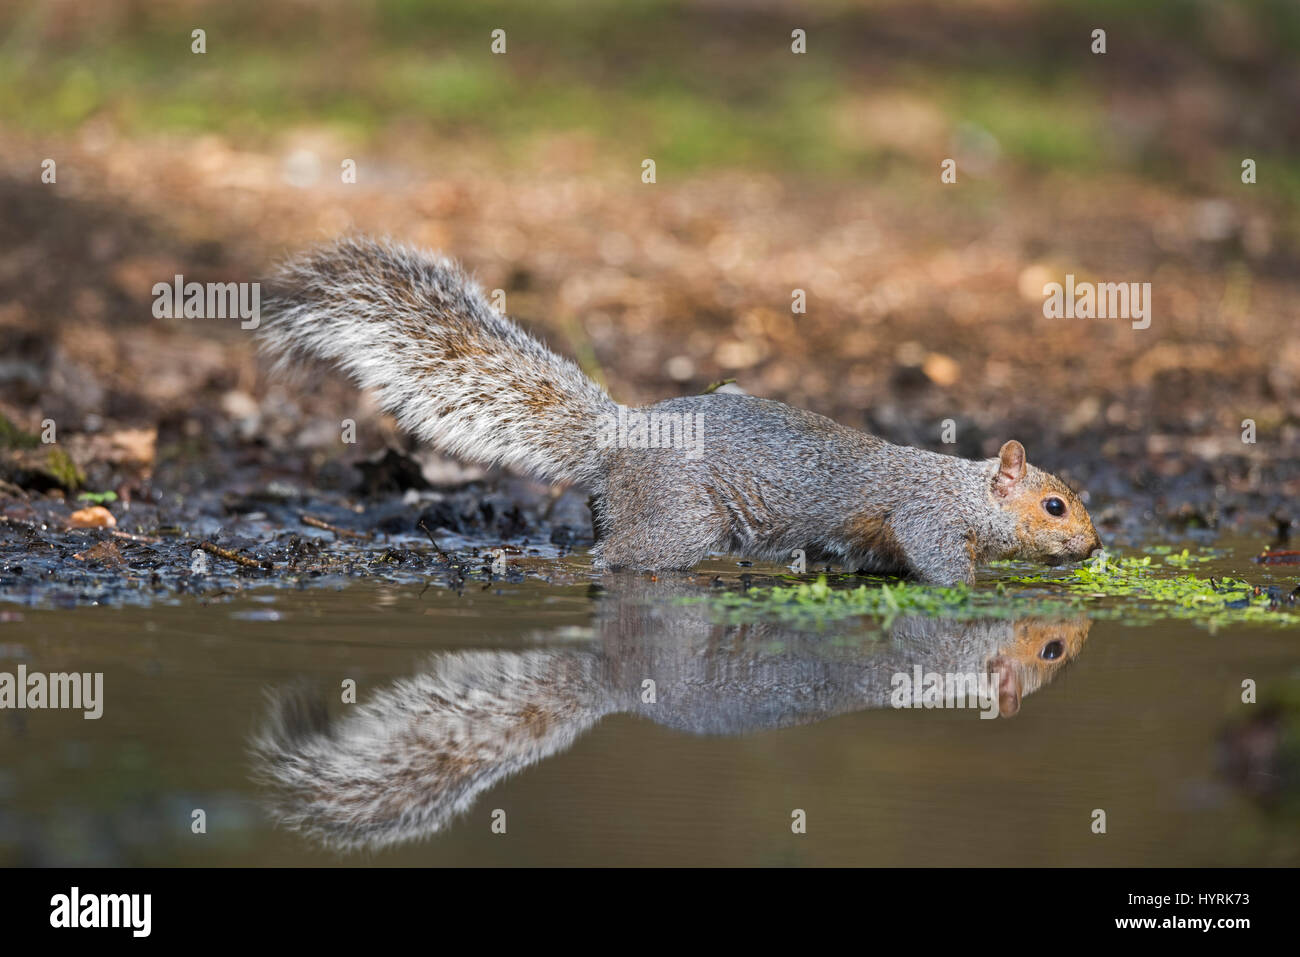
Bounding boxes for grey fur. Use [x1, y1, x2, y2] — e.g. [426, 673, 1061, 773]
[260, 238, 1101, 584]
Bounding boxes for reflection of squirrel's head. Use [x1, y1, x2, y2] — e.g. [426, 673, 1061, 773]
[991, 440, 1102, 567]
[985, 616, 1092, 717]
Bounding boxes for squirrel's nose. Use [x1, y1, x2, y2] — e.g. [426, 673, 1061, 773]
[1072, 536, 1103, 562]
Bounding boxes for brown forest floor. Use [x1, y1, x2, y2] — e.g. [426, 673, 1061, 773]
[1, 124, 1298, 549]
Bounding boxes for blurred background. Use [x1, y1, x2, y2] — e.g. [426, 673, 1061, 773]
[1, 0, 1299, 869]
[1, 0, 1298, 530]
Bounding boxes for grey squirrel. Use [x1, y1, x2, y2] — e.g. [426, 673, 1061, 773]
[260, 237, 1102, 584]
[251, 575, 1092, 851]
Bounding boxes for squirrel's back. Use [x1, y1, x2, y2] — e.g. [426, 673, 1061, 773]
[260, 237, 615, 484]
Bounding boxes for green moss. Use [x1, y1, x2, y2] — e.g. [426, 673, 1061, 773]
[1006, 550, 1299, 627]
[1, 0, 1295, 203]
[0, 415, 40, 450]
[77, 490, 119, 505]
[43, 448, 84, 491]
[688, 548, 1300, 630]
[939, 74, 1111, 171]
[687, 573, 1079, 627]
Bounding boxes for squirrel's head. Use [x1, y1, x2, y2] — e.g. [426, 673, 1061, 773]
[990, 440, 1102, 567]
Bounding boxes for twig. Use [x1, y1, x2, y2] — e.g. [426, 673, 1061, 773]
[416, 519, 450, 562]
[1255, 549, 1300, 566]
[300, 513, 371, 540]
[199, 540, 269, 570]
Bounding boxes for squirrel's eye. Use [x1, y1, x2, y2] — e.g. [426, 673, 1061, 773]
[1043, 497, 1066, 517]
[1040, 640, 1065, 661]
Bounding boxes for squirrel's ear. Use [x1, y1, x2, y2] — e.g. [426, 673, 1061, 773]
[994, 440, 1027, 497]
[988, 656, 1021, 718]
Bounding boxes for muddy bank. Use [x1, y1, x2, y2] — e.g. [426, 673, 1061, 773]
[0, 451, 600, 606]
[1, 400, 1297, 608]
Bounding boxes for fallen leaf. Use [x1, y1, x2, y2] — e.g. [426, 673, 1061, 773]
[74, 540, 124, 565]
[922, 352, 960, 387]
[68, 506, 117, 529]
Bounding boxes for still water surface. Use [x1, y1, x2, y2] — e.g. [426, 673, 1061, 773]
[1, 550, 1295, 866]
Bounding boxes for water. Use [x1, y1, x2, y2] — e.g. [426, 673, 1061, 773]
[0, 546, 1296, 866]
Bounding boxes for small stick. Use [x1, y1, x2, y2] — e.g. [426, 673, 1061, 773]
[416, 519, 451, 562]
[0, 479, 28, 499]
[199, 540, 268, 570]
[300, 513, 371, 540]
[1255, 550, 1300, 566]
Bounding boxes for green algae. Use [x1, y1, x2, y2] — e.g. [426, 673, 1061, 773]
[689, 548, 1300, 630]
[1008, 551, 1299, 627]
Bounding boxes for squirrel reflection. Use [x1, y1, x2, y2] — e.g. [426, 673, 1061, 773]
[252, 576, 1090, 851]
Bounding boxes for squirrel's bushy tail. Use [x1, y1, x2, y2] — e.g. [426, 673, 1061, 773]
[260, 237, 615, 484]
